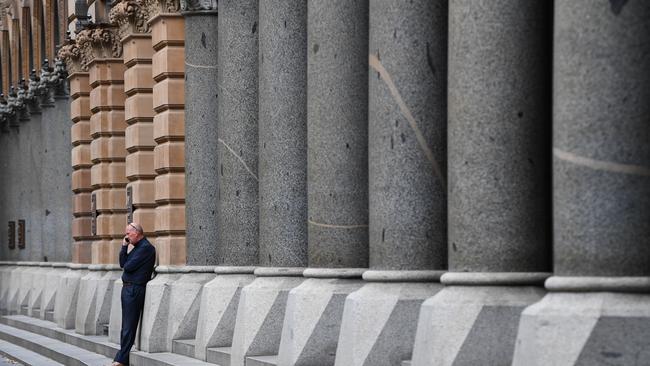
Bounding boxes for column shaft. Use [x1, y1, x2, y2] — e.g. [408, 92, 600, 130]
[70, 72, 93, 263]
[216, 0, 259, 266]
[258, 0, 308, 269]
[89, 59, 127, 264]
[185, 12, 219, 265]
[151, 14, 187, 265]
[124, 34, 156, 240]
[307, 0, 369, 269]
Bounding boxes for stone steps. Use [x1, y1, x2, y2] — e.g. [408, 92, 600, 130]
[207, 346, 230, 365]
[0, 322, 111, 366]
[246, 355, 278, 366]
[172, 338, 195, 358]
[0, 315, 216, 366]
[0, 338, 64, 366]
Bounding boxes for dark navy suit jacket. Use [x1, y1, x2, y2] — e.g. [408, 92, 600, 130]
[119, 237, 156, 285]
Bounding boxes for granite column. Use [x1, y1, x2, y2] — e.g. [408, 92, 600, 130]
[237, 1, 310, 365]
[274, 1, 369, 365]
[411, 1, 552, 365]
[335, 1, 447, 365]
[512, 2, 650, 365]
[214, 1, 281, 365]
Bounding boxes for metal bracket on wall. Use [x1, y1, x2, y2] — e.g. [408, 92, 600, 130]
[91, 193, 97, 236]
[7, 221, 15, 249]
[126, 185, 133, 224]
[17, 220, 25, 249]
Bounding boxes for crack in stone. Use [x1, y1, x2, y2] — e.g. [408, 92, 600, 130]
[218, 138, 259, 182]
[369, 53, 447, 191]
[553, 147, 650, 177]
[308, 219, 368, 229]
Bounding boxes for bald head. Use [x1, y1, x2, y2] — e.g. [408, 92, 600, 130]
[125, 222, 145, 244]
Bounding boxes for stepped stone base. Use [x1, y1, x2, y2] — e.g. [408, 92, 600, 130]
[512, 291, 650, 366]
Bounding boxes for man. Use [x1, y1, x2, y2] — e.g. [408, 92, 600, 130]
[112, 222, 156, 366]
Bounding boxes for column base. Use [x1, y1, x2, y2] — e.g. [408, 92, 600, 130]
[108, 278, 123, 344]
[54, 264, 90, 329]
[194, 267, 256, 361]
[17, 263, 41, 316]
[230, 267, 305, 366]
[76, 265, 121, 335]
[334, 270, 443, 366]
[139, 267, 183, 352]
[7, 265, 28, 314]
[0, 263, 18, 313]
[278, 268, 366, 366]
[40, 264, 68, 320]
[411, 272, 548, 366]
[512, 276, 650, 366]
[27, 264, 52, 317]
[164, 266, 216, 351]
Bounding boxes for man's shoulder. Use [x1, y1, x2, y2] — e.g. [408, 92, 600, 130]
[141, 238, 156, 252]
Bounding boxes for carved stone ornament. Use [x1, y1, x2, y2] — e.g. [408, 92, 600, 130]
[142, 0, 181, 21]
[76, 24, 124, 62]
[181, 0, 217, 13]
[109, 0, 153, 40]
[57, 33, 89, 73]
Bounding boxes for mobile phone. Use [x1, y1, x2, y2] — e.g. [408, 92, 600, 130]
[125, 237, 130, 243]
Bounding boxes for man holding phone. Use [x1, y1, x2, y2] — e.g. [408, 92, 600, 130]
[112, 222, 156, 366]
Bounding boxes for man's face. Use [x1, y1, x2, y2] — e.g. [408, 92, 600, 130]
[124, 226, 140, 243]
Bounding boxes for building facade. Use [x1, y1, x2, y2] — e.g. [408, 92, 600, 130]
[0, 1, 648, 365]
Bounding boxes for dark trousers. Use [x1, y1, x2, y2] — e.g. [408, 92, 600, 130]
[114, 283, 146, 365]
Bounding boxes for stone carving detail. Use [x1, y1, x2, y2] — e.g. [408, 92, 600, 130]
[109, 0, 153, 39]
[76, 24, 123, 61]
[181, 0, 217, 12]
[143, 0, 181, 20]
[58, 32, 89, 73]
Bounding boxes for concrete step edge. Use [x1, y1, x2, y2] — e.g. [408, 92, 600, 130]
[0, 322, 111, 366]
[0, 338, 64, 366]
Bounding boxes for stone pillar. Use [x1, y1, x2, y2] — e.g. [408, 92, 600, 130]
[334, 2, 447, 365]
[88, 55, 127, 265]
[213, 1, 270, 365]
[512, 2, 650, 365]
[215, 0, 259, 268]
[69, 71, 93, 264]
[274, 2, 369, 366]
[242, 1, 310, 365]
[411, 1, 552, 365]
[122, 30, 156, 239]
[178, 4, 256, 362]
[184, 8, 219, 265]
[151, 10, 187, 266]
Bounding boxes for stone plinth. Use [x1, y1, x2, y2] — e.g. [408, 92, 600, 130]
[193, 267, 256, 361]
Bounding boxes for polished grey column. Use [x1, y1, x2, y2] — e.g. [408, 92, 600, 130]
[275, 1, 369, 365]
[185, 10, 220, 265]
[411, 1, 552, 365]
[512, 2, 650, 365]
[231, 2, 309, 365]
[335, 1, 447, 365]
[216, 0, 259, 267]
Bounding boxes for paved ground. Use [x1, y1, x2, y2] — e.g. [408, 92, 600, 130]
[0, 356, 22, 365]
